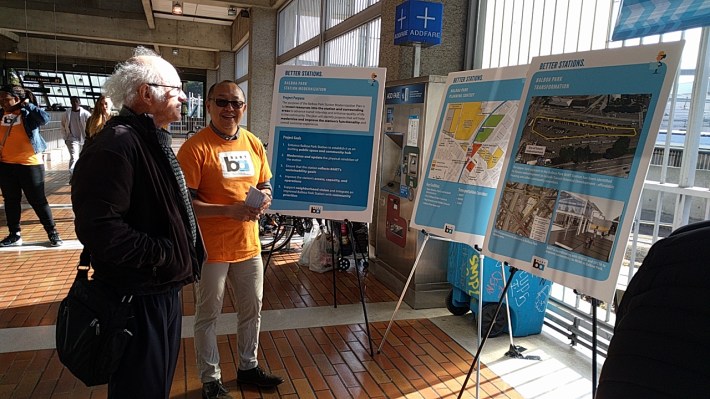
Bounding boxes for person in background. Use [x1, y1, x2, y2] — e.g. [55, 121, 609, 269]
[177, 80, 282, 399]
[24, 89, 38, 106]
[0, 85, 62, 247]
[596, 220, 710, 398]
[77, 95, 114, 266]
[84, 95, 113, 146]
[61, 95, 90, 177]
[71, 47, 204, 398]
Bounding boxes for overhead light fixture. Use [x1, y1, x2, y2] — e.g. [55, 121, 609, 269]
[172, 48, 179, 56]
[172, 1, 183, 15]
[228, 6, 237, 16]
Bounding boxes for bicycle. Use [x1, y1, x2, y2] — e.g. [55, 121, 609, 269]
[259, 213, 313, 253]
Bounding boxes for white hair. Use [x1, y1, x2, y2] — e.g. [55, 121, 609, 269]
[103, 46, 167, 108]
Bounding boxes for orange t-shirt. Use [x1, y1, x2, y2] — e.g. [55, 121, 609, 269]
[0, 112, 41, 165]
[177, 126, 272, 263]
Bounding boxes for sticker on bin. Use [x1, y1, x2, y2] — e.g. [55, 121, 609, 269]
[444, 223, 455, 234]
[532, 256, 547, 271]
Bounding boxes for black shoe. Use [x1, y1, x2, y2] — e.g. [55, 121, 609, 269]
[201, 379, 232, 399]
[0, 233, 22, 247]
[48, 231, 63, 247]
[237, 366, 284, 388]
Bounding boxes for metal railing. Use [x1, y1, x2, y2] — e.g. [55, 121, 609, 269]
[651, 147, 710, 170]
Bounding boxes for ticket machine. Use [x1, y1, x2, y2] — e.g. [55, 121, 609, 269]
[372, 75, 450, 309]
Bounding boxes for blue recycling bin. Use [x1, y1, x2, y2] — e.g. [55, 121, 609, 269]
[446, 242, 552, 337]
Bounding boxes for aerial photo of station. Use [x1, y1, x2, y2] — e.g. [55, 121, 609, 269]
[494, 182, 559, 242]
[515, 93, 652, 177]
[548, 191, 624, 262]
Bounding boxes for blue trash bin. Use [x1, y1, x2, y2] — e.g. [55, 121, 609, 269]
[446, 242, 552, 337]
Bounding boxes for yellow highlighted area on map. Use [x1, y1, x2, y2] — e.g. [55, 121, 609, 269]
[477, 146, 504, 169]
[490, 147, 504, 168]
[444, 102, 486, 141]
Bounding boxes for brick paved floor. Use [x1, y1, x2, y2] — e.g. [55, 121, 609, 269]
[0, 151, 523, 398]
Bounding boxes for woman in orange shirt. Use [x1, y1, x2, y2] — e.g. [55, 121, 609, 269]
[0, 84, 62, 247]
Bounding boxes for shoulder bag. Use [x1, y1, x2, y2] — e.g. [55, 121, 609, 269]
[55, 264, 134, 386]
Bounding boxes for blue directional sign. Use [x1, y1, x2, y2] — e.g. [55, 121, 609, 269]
[394, 0, 443, 47]
[612, 0, 710, 41]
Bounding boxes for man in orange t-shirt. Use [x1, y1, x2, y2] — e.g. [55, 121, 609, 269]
[177, 80, 281, 399]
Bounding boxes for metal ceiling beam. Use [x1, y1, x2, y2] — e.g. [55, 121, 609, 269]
[15, 37, 218, 70]
[189, 0, 276, 9]
[0, 7, 232, 52]
[0, 28, 19, 42]
[141, 0, 156, 30]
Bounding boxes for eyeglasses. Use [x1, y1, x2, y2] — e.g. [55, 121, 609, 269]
[147, 83, 183, 96]
[209, 98, 245, 108]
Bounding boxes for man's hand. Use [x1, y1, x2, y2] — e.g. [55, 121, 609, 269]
[225, 201, 261, 222]
[259, 189, 272, 215]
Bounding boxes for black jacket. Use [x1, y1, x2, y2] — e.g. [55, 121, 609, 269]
[596, 220, 710, 398]
[72, 107, 204, 295]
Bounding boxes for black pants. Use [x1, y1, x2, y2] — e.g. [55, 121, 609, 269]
[108, 287, 182, 399]
[0, 162, 56, 234]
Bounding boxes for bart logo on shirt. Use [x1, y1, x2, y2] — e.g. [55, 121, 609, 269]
[2, 115, 19, 126]
[219, 150, 255, 178]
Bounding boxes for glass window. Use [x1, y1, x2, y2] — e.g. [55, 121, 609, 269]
[277, 0, 381, 67]
[48, 86, 63, 96]
[479, 0, 615, 69]
[278, 0, 321, 56]
[236, 44, 249, 79]
[278, 1, 298, 55]
[287, 47, 320, 66]
[326, 0, 379, 29]
[299, 0, 321, 44]
[324, 18, 380, 67]
[65, 74, 77, 85]
[90, 75, 106, 88]
[76, 74, 90, 86]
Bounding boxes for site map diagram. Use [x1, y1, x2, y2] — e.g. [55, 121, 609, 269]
[428, 100, 518, 188]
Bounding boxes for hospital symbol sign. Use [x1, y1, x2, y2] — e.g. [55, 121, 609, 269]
[394, 0, 443, 47]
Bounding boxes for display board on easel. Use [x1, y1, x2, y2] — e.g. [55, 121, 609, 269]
[410, 66, 527, 248]
[483, 42, 685, 303]
[267, 66, 387, 224]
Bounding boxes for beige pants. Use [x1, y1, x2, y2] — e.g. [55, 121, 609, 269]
[193, 255, 263, 382]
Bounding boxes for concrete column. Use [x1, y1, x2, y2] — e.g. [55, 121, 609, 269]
[379, 0, 469, 81]
[248, 7, 277, 142]
[206, 70, 218, 92]
[204, 70, 218, 125]
[216, 51, 236, 82]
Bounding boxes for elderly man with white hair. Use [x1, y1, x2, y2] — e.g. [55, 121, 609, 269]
[71, 47, 205, 398]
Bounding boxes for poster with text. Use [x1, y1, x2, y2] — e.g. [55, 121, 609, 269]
[411, 66, 527, 248]
[483, 42, 684, 303]
[267, 66, 386, 223]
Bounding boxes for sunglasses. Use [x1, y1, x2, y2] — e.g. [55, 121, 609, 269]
[210, 98, 245, 108]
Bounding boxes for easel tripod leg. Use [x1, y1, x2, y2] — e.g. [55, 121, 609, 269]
[457, 267, 519, 399]
[346, 220, 374, 357]
[376, 234, 430, 353]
